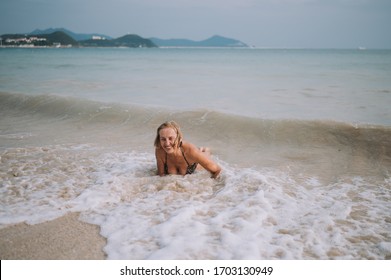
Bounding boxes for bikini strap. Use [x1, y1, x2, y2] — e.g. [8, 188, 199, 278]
[179, 141, 191, 165]
[180, 146, 191, 166]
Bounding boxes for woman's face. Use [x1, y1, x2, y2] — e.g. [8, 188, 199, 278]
[159, 127, 177, 154]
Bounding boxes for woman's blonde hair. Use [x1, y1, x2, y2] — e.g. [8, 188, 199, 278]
[154, 121, 183, 149]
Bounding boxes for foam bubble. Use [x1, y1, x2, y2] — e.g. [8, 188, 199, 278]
[1, 144, 390, 259]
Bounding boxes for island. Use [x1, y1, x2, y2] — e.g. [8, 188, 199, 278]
[0, 31, 78, 48]
[0, 28, 248, 48]
[0, 31, 156, 48]
[79, 34, 156, 48]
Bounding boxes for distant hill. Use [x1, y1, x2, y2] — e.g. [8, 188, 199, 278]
[80, 34, 157, 48]
[30, 28, 156, 47]
[30, 28, 113, 41]
[40, 31, 78, 45]
[0, 31, 78, 47]
[2, 28, 247, 48]
[1, 31, 156, 48]
[150, 35, 248, 47]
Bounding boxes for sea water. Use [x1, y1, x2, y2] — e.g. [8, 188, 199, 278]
[0, 47, 390, 259]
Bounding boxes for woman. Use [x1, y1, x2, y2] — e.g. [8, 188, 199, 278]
[154, 121, 221, 178]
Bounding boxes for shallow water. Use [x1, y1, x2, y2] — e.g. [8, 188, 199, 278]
[1, 92, 390, 259]
[1, 48, 391, 125]
[0, 48, 390, 259]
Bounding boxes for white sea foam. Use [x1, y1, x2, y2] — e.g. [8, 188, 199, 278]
[1, 48, 390, 259]
[1, 144, 389, 259]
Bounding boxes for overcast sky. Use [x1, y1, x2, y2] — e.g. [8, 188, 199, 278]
[1, 0, 390, 48]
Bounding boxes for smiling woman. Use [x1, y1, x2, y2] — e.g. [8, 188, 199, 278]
[154, 121, 221, 178]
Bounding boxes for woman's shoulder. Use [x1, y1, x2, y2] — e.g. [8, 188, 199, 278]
[181, 141, 202, 158]
[181, 140, 197, 151]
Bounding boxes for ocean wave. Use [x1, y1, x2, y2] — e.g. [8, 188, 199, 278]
[1, 90, 390, 259]
[2, 91, 390, 160]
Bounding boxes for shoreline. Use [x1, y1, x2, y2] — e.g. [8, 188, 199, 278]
[0, 212, 106, 260]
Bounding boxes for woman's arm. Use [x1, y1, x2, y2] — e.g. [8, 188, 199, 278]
[185, 142, 221, 178]
[155, 148, 165, 176]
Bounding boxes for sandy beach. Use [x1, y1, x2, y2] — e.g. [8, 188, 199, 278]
[0, 212, 106, 260]
[1, 49, 390, 260]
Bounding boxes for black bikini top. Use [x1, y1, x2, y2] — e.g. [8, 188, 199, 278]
[164, 143, 198, 175]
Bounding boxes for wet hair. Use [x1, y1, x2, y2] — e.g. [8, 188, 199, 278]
[154, 121, 183, 149]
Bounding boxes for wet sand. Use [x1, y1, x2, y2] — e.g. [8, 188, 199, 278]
[0, 213, 106, 260]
